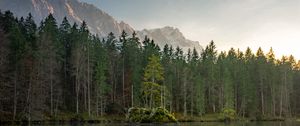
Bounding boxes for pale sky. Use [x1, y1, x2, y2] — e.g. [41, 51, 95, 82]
[80, 0, 300, 59]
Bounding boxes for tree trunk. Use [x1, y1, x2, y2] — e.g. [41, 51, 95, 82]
[280, 87, 283, 117]
[260, 77, 264, 116]
[100, 96, 104, 116]
[150, 86, 153, 108]
[110, 60, 114, 103]
[13, 69, 17, 120]
[76, 66, 79, 114]
[191, 88, 194, 117]
[150, 72, 154, 108]
[113, 67, 116, 103]
[96, 91, 99, 117]
[271, 87, 276, 116]
[122, 58, 125, 107]
[27, 74, 32, 121]
[261, 88, 264, 115]
[161, 82, 163, 107]
[183, 76, 187, 117]
[50, 65, 53, 116]
[88, 49, 91, 117]
[131, 84, 133, 107]
[163, 85, 166, 109]
[284, 70, 291, 116]
[170, 79, 173, 113]
[54, 95, 59, 117]
[84, 78, 87, 111]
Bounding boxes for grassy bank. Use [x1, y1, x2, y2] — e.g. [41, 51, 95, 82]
[0, 113, 292, 125]
[175, 113, 286, 122]
[0, 113, 126, 125]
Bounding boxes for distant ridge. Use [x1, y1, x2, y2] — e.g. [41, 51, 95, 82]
[137, 26, 203, 53]
[0, 0, 202, 52]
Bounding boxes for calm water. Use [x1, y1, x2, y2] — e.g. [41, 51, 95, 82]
[56, 122, 300, 126]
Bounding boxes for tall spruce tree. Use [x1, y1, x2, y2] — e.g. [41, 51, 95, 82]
[142, 55, 164, 108]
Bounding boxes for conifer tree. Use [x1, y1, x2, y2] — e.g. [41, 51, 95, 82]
[142, 55, 164, 108]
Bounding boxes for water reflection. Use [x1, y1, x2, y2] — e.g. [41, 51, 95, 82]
[25, 122, 300, 126]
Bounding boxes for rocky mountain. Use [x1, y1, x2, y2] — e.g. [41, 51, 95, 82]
[0, 0, 134, 36]
[0, 0, 203, 52]
[137, 26, 203, 53]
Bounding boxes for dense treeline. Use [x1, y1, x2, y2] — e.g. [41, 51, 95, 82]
[1, 11, 300, 121]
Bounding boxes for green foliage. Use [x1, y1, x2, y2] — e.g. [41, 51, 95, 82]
[126, 107, 151, 122]
[195, 77, 205, 115]
[106, 103, 125, 115]
[126, 107, 177, 123]
[120, 31, 143, 107]
[141, 82, 169, 108]
[219, 108, 237, 121]
[144, 55, 164, 82]
[142, 54, 166, 108]
[8, 20, 26, 64]
[2, 11, 300, 122]
[224, 68, 234, 109]
[150, 107, 177, 122]
[94, 37, 110, 95]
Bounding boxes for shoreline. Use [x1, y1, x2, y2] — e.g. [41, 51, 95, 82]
[0, 116, 295, 125]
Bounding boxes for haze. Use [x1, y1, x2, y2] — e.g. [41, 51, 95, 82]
[81, 0, 300, 59]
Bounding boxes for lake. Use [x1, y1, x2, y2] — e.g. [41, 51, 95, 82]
[63, 122, 300, 126]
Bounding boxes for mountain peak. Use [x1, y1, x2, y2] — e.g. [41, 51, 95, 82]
[0, 0, 134, 36]
[162, 26, 176, 30]
[137, 27, 203, 53]
[0, 0, 202, 52]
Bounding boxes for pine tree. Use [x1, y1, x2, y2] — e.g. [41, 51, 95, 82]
[256, 47, 267, 116]
[142, 55, 164, 108]
[37, 14, 63, 117]
[266, 48, 277, 116]
[22, 13, 38, 121]
[127, 32, 143, 107]
[8, 18, 26, 120]
[59, 17, 72, 111]
[201, 40, 217, 113]
[105, 32, 119, 103]
[223, 68, 234, 109]
[69, 22, 81, 114]
[93, 36, 110, 116]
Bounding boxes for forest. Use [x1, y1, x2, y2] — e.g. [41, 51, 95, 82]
[1, 10, 300, 121]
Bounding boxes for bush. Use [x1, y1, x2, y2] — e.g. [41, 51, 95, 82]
[126, 107, 177, 123]
[219, 108, 236, 122]
[149, 107, 177, 122]
[127, 107, 151, 122]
